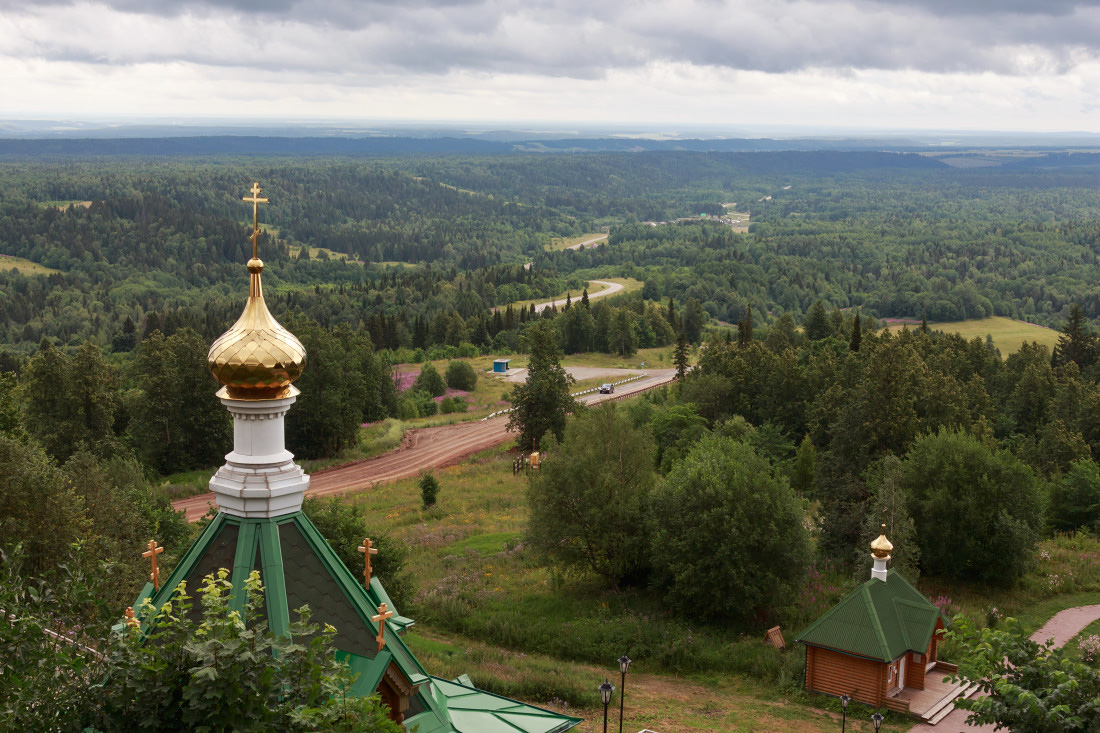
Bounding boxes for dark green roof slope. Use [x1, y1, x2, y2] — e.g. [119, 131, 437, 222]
[134, 511, 580, 732]
[794, 572, 945, 662]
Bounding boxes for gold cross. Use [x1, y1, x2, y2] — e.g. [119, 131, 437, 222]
[371, 603, 395, 652]
[124, 606, 139, 629]
[357, 537, 379, 589]
[142, 539, 165, 591]
[241, 182, 269, 260]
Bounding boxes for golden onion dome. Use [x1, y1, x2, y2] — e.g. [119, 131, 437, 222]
[207, 183, 306, 400]
[870, 524, 893, 559]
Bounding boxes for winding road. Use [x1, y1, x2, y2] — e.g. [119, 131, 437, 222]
[172, 367, 676, 521]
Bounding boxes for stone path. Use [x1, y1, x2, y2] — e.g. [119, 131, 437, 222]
[908, 604, 1100, 731]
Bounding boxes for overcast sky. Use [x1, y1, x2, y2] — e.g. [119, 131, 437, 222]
[3, 0, 1100, 132]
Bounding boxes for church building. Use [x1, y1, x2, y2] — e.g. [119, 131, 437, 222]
[795, 527, 973, 724]
[126, 184, 581, 733]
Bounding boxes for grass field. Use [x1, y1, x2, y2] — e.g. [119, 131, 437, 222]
[0, 255, 60, 275]
[887, 316, 1060, 356]
[544, 233, 608, 252]
[335, 434, 1100, 731]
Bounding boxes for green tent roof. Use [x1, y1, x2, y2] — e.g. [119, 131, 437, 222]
[133, 511, 580, 732]
[794, 572, 945, 662]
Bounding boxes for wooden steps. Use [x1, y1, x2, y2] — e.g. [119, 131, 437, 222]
[921, 682, 978, 725]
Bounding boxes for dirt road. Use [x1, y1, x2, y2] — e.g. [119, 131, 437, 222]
[172, 368, 676, 521]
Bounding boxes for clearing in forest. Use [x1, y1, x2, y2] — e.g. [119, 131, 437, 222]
[887, 316, 1059, 356]
[0, 254, 60, 275]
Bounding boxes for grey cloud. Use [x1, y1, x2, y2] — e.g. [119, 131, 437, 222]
[3, 0, 1100, 78]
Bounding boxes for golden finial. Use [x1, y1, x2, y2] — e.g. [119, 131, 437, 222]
[870, 523, 893, 559]
[207, 183, 306, 400]
[242, 181, 269, 264]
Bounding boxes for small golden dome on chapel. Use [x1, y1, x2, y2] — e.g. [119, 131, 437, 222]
[870, 524, 893, 559]
[207, 183, 306, 400]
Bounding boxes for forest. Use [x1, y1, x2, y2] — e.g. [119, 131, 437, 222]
[4, 148, 1100, 729]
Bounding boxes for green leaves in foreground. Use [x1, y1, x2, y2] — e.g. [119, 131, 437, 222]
[95, 570, 401, 733]
[948, 614, 1100, 732]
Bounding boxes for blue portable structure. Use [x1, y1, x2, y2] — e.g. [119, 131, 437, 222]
[493, 359, 511, 373]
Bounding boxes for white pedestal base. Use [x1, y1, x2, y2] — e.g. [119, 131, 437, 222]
[209, 394, 309, 519]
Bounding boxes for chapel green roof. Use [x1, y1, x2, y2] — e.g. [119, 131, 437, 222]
[794, 571, 946, 662]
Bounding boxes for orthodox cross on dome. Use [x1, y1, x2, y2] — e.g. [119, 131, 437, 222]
[357, 537, 378, 589]
[124, 606, 139, 629]
[142, 539, 165, 591]
[242, 181, 269, 260]
[372, 603, 395, 652]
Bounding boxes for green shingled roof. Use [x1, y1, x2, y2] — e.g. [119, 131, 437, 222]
[794, 572, 945, 662]
[133, 511, 580, 732]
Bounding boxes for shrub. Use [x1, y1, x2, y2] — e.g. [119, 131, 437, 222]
[420, 471, 441, 509]
[440, 396, 468, 414]
[445, 360, 478, 391]
[901, 428, 1042, 585]
[413, 362, 446, 397]
[1050, 459, 1100, 533]
[648, 435, 810, 623]
[526, 403, 655, 588]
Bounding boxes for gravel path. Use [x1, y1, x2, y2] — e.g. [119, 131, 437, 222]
[909, 604, 1100, 731]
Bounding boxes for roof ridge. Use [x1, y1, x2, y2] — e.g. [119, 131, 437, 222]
[860, 583, 891, 661]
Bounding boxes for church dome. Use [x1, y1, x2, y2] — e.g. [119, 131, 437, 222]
[870, 524, 893, 559]
[208, 257, 306, 399]
[208, 183, 306, 400]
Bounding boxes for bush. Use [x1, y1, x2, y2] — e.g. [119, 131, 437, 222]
[420, 472, 440, 509]
[901, 428, 1042, 585]
[413, 362, 446, 397]
[526, 403, 654, 587]
[445, 360, 478, 391]
[440, 396, 468, 414]
[1050, 459, 1100, 533]
[648, 435, 810, 623]
[397, 389, 438, 419]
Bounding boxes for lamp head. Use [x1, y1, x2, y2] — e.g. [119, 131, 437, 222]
[598, 680, 614, 706]
[871, 712, 884, 731]
[618, 655, 632, 675]
[840, 693, 850, 709]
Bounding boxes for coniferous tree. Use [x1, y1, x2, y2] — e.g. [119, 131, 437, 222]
[737, 304, 753, 348]
[1052, 303, 1098, 371]
[803, 300, 829, 341]
[850, 310, 862, 352]
[581, 288, 590, 310]
[507, 319, 576, 450]
[674, 330, 690, 379]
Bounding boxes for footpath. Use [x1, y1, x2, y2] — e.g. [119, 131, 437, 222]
[909, 604, 1100, 732]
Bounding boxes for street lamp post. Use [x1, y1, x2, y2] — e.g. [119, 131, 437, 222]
[840, 694, 851, 733]
[618, 655, 631, 733]
[598, 680, 615, 733]
[871, 712, 884, 732]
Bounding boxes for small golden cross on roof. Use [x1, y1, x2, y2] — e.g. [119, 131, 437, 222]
[242, 182, 269, 260]
[124, 606, 139, 629]
[142, 539, 165, 591]
[371, 603, 395, 652]
[357, 537, 379, 589]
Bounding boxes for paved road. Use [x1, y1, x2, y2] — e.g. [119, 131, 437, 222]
[533, 279, 623, 313]
[172, 368, 677, 521]
[565, 233, 609, 250]
[908, 604, 1100, 731]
